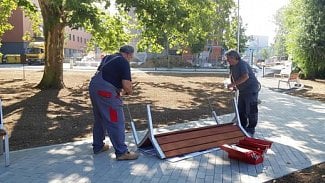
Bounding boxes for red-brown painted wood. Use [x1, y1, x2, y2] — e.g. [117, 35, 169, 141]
[153, 123, 246, 158]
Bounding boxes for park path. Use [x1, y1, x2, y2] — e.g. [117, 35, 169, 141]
[0, 77, 324, 183]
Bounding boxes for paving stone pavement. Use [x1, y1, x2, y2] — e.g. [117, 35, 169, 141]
[0, 77, 324, 183]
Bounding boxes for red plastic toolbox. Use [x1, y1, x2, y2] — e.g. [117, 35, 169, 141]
[241, 137, 273, 149]
[220, 144, 264, 165]
[237, 137, 273, 153]
[236, 143, 266, 154]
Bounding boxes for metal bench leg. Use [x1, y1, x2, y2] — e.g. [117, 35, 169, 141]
[4, 134, 9, 166]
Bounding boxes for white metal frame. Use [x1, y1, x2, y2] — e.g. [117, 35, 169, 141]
[0, 99, 10, 166]
[146, 105, 166, 158]
[232, 94, 251, 137]
[129, 104, 166, 159]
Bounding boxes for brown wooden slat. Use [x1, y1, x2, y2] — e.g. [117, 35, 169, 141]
[159, 131, 245, 151]
[163, 137, 245, 158]
[155, 124, 240, 144]
[155, 123, 234, 137]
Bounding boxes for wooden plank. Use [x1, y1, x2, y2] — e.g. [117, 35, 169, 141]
[155, 123, 233, 137]
[159, 131, 245, 151]
[163, 137, 245, 158]
[155, 124, 240, 144]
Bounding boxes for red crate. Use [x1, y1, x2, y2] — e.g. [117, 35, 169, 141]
[220, 144, 264, 165]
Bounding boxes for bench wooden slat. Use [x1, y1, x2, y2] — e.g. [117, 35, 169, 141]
[155, 124, 239, 144]
[159, 131, 245, 151]
[155, 123, 233, 137]
[163, 137, 245, 158]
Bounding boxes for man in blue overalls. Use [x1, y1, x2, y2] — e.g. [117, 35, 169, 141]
[225, 49, 260, 137]
[89, 45, 139, 160]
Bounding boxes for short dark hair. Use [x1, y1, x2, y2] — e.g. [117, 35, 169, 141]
[225, 49, 241, 60]
[119, 45, 134, 54]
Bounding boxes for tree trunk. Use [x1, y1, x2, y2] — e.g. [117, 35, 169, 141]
[37, 0, 65, 89]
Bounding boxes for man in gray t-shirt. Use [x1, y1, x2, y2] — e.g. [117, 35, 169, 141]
[225, 49, 260, 136]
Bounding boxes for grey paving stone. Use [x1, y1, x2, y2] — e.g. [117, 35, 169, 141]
[0, 85, 324, 183]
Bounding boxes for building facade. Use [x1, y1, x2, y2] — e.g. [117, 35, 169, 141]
[0, 7, 91, 59]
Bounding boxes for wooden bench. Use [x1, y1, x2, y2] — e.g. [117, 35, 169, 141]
[278, 72, 300, 89]
[0, 99, 10, 166]
[131, 101, 249, 159]
[155, 123, 245, 158]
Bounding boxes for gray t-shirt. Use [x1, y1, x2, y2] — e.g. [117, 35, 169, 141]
[230, 59, 259, 94]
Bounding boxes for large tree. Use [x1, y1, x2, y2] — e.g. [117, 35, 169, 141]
[8, 0, 131, 89]
[36, 0, 134, 89]
[284, 0, 325, 79]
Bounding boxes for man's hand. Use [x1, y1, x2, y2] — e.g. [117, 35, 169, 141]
[122, 80, 133, 95]
[227, 83, 237, 91]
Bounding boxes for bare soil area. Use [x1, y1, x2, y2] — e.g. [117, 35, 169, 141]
[0, 69, 324, 182]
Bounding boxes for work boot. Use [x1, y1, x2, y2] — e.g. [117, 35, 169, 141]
[116, 151, 139, 161]
[94, 144, 110, 154]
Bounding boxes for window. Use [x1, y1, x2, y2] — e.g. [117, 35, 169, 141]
[69, 34, 71, 40]
[72, 35, 75, 41]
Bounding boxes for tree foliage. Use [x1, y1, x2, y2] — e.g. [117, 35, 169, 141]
[260, 48, 270, 60]
[85, 11, 131, 54]
[117, 0, 227, 55]
[0, 0, 17, 49]
[0, 0, 40, 55]
[284, 0, 325, 79]
[223, 13, 249, 53]
[272, 7, 288, 60]
[211, 0, 235, 46]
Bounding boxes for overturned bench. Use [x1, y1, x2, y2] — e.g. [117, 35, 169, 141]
[130, 97, 250, 159]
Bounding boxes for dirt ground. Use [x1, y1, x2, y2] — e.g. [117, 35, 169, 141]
[0, 69, 324, 182]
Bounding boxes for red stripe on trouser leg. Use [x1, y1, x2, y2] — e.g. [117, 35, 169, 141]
[97, 90, 112, 98]
[109, 107, 118, 122]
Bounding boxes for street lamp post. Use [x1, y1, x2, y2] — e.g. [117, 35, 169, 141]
[237, 0, 240, 53]
[249, 49, 254, 66]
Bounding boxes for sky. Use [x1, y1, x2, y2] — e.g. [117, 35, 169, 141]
[239, 0, 289, 44]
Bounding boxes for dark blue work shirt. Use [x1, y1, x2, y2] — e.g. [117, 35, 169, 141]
[101, 53, 131, 89]
[230, 59, 259, 94]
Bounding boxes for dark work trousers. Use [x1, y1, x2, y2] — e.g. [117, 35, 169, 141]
[237, 92, 259, 135]
[89, 72, 128, 156]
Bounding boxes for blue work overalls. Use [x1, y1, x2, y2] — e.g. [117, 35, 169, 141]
[89, 56, 128, 156]
[238, 92, 258, 135]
